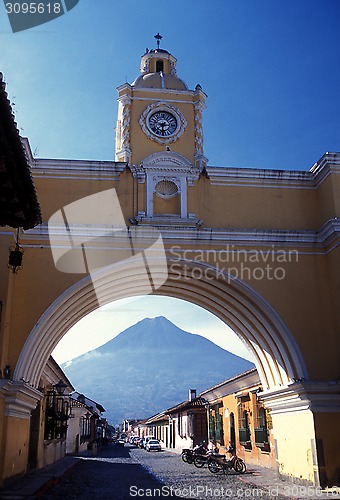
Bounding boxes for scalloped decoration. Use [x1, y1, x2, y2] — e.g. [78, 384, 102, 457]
[155, 180, 179, 198]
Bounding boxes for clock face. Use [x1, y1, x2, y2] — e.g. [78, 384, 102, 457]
[139, 102, 187, 145]
[148, 111, 178, 137]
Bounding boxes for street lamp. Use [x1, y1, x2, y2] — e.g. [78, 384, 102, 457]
[53, 380, 68, 396]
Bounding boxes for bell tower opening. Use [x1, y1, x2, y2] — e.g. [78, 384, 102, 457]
[156, 60, 164, 73]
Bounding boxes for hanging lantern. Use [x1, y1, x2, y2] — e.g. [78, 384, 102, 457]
[8, 230, 24, 274]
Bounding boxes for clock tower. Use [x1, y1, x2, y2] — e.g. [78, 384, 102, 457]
[115, 35, 207, 224]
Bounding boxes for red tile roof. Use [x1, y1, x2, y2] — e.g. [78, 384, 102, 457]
[0, 72, 41, 229]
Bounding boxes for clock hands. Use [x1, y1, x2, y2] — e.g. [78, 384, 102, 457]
[149, 111, 178, 137]
[159, 119, 169, 135]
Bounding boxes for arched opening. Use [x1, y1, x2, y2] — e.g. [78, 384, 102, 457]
[156, 60, 164, 73]
[14, 257, 308, 391]
[11, 258, 321, 486]
[52, 295, 254, 365]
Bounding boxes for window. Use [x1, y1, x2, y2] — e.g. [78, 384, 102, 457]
[208, 405, 224, 445]
[44, 393, 69, 441]
[255, 406, 270, 451]
[215, 412, 224, 445]
[177, 413, 183, 438]
[156, 60, 164, 73]
[238, 408, 251, 449]
[229, 412, 236, 450]
[80, 414, 91, 444]
[194, 413, 206, 437]
[208, 411, 215, 443]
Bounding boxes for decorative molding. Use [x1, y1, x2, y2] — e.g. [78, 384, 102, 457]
[170, 60, 176, 75]
[130, 164, 146, 184]
[194, 100, 205, 158]
[132, 215, 202, 228]
[22, 136, 128, 180]
[22, 217, 340, 252]
[200, 369, 260, 401]
[117, 94, 132, 162]
[154, 179, 179, 199]
[205, 153, 340, 189]
[142, 151, 192, 168]
[259, 380, 340, 414]
[116, 82, 132, 93]
[31, 159, 127, 181]
[140, 152, 201, 219]
[142, 57, 149, 74]
[0, 381, 43, 419]
[130, 90, 195, 99]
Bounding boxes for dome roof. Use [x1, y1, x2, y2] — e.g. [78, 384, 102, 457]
[147, 48, 170, 55]
[132, 72, 188, 90]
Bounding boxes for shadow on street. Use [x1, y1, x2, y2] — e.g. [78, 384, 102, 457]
[42, 444, 184, 499]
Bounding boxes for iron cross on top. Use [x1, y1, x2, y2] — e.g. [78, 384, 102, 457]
[154, 33, 163, 49]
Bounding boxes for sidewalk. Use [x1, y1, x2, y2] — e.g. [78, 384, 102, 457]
[0, 456, 81, 499]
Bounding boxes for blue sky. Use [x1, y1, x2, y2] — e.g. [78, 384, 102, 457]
[1, 0, 339, 170]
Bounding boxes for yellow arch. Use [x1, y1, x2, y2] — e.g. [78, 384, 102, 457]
[14, 258, 308, 389]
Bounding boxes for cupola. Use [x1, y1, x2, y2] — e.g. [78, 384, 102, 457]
[132, 34, 188, 90]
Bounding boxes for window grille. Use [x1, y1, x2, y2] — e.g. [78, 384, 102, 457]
[44, 393, 68, 441]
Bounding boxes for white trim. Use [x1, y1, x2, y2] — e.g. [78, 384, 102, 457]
[0, 381, 42, 419]
[140, 151, 196, 219]
[31, 159, 127, 181]
[200, 369, 260, 400]
[129, 89, 196, 98]
[131, 96, 195, 104]
[259, 381, 340, 414]
[22, 217, 340, 250]
[141, 151, 193, 170]
[205, 155, 340, 189]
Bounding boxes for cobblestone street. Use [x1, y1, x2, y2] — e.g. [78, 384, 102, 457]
[37, 444, 338, 500]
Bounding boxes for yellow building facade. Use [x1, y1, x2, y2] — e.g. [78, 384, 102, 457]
[201, 369, 277, 470]
[0, 42, 339, 487]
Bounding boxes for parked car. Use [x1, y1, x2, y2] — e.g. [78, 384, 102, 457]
[138, 438, 145, 448]
[144, 435, 156, 448]
[132, 437, 140, 445]
[116, 438, 125, 446]
[145, 439, 161, 452]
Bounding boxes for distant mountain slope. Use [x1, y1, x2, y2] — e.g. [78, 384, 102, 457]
[62, 316, 254, 424]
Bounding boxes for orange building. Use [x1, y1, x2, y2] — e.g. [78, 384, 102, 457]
[201, 369, 276, 470]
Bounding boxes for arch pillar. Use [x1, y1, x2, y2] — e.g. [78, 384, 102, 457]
[260, 381, 340, 487]
[0, 381, 42, 486]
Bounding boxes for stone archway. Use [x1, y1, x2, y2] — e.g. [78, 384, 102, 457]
[14, 257, 307, 391]
[6, 257, 339, 487]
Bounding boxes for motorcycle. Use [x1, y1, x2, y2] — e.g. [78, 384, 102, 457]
[202, 446, 246, 474]
[193, 448, 217, 468]
[181, 442, 208, 464]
